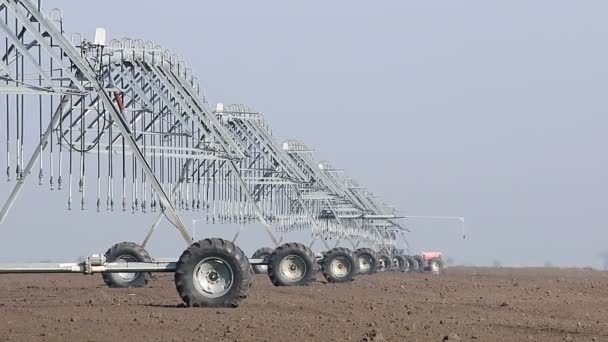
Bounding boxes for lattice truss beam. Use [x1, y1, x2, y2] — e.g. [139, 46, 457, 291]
[0, 0, 406, 251]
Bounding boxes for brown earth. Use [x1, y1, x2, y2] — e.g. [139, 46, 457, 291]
[0, 267, 607, 342]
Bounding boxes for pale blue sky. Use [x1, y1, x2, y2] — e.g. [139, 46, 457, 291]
[0, 0, 607, 267]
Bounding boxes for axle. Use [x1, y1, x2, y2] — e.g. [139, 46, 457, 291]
[0, 255, 266, 274]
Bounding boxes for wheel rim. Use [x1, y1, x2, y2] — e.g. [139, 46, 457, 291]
[193, 257, 234, 298]
[329, 256, 351, 278]
[279, 255, 306, 282]
[393, 257, 401, 269]
[379, 257, 389, 271]
[358, 255, 372, 273]
[116, 255, 137, 282]
[410, 260, 418, 270]
[430, 261, 440, 273]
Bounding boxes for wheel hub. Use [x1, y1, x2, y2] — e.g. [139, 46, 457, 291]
[329, 256, 350, 278]
[116, 255, 137, 281]
[193, 257, 234, 298]
[279, 255, 306, 281]
[430, 261, 440, 274]
[207, 271, 219, 282]
[378, 257, 388, 271]
[358, 255, 372, 272]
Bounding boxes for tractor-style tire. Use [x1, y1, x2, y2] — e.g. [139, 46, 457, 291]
[412, 255, 425, 273]
[404, 255, 417, 272]
[321, 247, 358, 283]
[102, 242, 152, 288]
[268, 243, 317, 286]
[429, 258, 445, 274]
[354, 248, 377, 275]
[375, 253, 392, 273]
[251, 247, 273, 274]
[174, 238, 251, 308]
[392, 254, 408, 272]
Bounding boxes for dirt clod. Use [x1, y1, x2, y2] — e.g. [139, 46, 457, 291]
[443, 333, 461, 341]
[362, 329, 384, 341]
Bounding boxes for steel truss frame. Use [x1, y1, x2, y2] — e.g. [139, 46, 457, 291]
[0, 0, 408, 256]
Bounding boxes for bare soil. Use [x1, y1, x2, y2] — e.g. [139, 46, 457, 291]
[0, 267, 607, 342]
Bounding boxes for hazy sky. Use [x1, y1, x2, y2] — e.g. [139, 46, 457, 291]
[1, 0, 607, 267]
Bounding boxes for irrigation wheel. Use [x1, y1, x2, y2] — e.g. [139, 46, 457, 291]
[102, 242, 152, 288]
[321, 247, 358, 283]
[268, 242, 316, 286]
[392, 254, 408, 272]
[375, 253, 392, 273]
[251, 247, 273, 274]
[174, 238, 252, 308]
[354, 248, 377, 275]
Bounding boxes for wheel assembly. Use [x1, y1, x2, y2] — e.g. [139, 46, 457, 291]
[375, 253, 392, 273]
[391, 254, 407, 272]
[404, 255, 417, 272]
[354, 248, 377, 275]
[412, 255, 425, 272]
[268, 242, 316, 286]
[321, 247, 358, 283]
[102, 242, 152, 288]
[428, 258, 445, 274]
[251, 247, 273, 274]
[174, 238, 251, 308]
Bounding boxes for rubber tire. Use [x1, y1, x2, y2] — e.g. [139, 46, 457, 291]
[404, 255, 417, 272]
[429, 258, 445, 273]
[375, 253, 392, 273]
[175, 238, 251, 308]
[354, 248, 377, 275]
[251, 247, 273, 274]
[268, 242, 316, 286]
[102, 242, 152, 288]
[321, 247, 358, 283]
[392, 254, 407, 272]
[412, 255, 425, 273]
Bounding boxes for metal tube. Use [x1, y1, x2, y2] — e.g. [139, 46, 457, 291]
[0, 96, 69, 224]
[0, 258, 269, 275]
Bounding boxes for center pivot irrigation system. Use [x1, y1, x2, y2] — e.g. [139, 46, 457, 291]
[0, 0, 450, 308]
